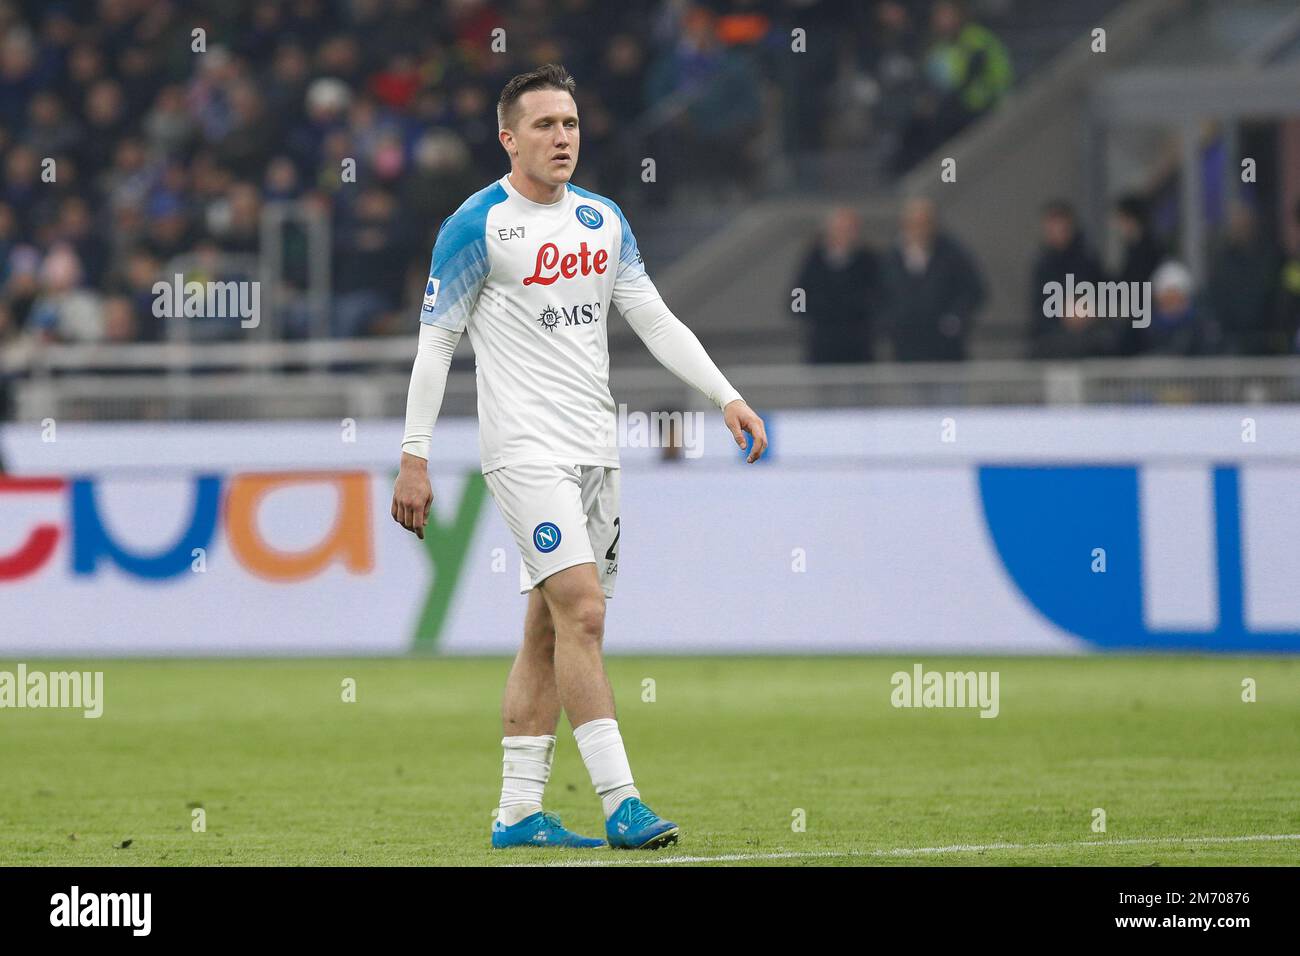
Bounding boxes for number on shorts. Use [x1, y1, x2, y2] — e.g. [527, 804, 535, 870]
[605, 517, 620, 561]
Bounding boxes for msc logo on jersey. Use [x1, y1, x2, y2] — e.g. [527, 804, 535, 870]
[575, 205, 603, 229]
[422, 277, 440, 313]
[533, 522, 562, 553]
[537, 302, 602, 333]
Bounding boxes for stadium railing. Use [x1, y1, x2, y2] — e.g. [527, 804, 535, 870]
[3, 340, 1299, 420]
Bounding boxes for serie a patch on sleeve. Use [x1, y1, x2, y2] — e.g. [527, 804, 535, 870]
[422, 277, 440, 313]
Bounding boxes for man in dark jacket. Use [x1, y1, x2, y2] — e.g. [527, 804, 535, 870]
[1207, 203, 1284, 355]
[793, 207, 880, 363]
[1110, 194, 1166, 356]
[1113, 194, 1164, 286]
[1028, 199, 1110, 358]
[880, 196, 985, 361]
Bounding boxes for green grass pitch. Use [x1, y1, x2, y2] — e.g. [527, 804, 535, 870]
[1, 656, 1297, 866]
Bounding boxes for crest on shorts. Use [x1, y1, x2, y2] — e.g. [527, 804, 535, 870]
[533, 522, 562, 553]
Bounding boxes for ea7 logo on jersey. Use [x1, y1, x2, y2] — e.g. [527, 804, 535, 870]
[422, 277, 440, 313]
[523, 242, 609, 286]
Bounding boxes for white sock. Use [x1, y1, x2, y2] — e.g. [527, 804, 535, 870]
[573, 717, 640, 818]
[497, 734, 555, 826]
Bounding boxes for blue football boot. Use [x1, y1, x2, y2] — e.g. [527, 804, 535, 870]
[605, 797, 680, 850]
[491, 810, 605, 849]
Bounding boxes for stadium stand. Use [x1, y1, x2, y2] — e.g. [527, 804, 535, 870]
[1, 0, 1299, 423]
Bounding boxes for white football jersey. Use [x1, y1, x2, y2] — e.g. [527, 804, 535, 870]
[420, 174, 663, 473]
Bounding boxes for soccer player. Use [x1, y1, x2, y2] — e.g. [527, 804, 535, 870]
[392, 64, 767, 850]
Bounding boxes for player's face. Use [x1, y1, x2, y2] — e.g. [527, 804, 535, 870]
[504, 89, 580, 187]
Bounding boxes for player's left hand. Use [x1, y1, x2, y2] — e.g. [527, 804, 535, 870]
[724, 400, 767, 463]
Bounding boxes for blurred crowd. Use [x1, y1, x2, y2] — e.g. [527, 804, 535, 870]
[2, 0, 1290, 371]
[0, 0, 664, 346]
[1025, 197, 1300, 359]
[0, 0, 1021, 350]
[853, 0, 1012, 176]
[794, 195, 1300, 363]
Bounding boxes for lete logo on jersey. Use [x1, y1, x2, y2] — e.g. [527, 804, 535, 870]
[522, 242, 608, 286]
[422, 277, 440, 313]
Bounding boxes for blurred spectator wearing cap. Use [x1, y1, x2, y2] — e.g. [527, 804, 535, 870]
[880, 196, 985, 362]
[288, 76, 352, 179]
[1140, 261, 1207, 356]
[1206, 203, 1283, 355]
[1029, 200, 1107, 359]
[792, 207, 880, 364]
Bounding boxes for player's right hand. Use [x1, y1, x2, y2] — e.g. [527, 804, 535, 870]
[392, 453, 434, 539]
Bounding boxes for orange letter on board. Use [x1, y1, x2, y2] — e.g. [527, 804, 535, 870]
[225, 472, 373, 581]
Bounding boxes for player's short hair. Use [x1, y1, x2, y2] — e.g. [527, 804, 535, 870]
[497, 63, 577, 131]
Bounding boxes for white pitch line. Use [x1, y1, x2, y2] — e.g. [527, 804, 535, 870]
[529, 833, 1300, 866]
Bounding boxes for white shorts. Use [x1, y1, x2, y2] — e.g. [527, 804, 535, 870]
[484, 461, 621, 598]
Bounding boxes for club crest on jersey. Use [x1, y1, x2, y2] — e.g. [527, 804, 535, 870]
[522, 241, 609, 286]
[533, 522, 562, 553]
[575, 205, 603, 229]
[422, 277, 440, 313]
